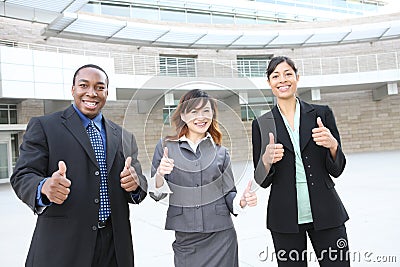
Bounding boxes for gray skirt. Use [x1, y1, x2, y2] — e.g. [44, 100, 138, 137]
[172, 227, 238, 267]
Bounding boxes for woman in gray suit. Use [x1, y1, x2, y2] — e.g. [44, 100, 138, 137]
[150, 89, 257, 267]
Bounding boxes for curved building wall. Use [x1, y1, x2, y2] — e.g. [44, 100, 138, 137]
[1, 16, 399, 170]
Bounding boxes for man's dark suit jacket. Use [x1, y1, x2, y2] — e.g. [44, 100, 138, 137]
[252, 100, 349, 233]
[11, 105, 147, 267]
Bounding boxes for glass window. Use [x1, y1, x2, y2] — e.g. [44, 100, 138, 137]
[187, 12, 211, 24]
[0, 104, 18, 124]
[235, 16, 257, 24]
[163, 106, 177, 125]
[237, 56, 271, 77]
[101, 3, 130, 17]
[212, 14, 234, 24]
[0, 143, 9, 179]
[131, 6, 159, 20]
[81, 2, 101, 14]
[241, 103, 273, 121]
[11, 134, 19, 169]
[159, 56, 197, 77]
[160, 9, 186, 23]
[0, 110, 8, 124]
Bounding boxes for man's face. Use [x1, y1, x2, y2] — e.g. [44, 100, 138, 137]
[71, 67, 108, 119]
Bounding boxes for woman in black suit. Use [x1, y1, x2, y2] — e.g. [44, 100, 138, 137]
[252, 56, 350, 266]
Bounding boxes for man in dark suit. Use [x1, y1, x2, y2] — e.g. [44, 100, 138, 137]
[11, 64, 147, 267]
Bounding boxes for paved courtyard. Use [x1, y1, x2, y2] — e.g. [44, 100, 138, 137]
[1, 150, 399, 266]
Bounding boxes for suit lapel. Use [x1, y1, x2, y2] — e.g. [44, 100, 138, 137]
[104, 119, 118, 174]
[299, 100, 316, 152]
[61, 106, 98, 167]
[272, 106, 294, 153]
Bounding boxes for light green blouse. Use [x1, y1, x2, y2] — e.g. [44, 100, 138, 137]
[278, 99, 313, 224]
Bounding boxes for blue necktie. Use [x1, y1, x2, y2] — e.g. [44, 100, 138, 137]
[87, 121, 111, 222]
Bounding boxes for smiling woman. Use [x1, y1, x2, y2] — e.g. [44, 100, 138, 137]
[148, 89, 258, 267]
[252, 55, 351, 266]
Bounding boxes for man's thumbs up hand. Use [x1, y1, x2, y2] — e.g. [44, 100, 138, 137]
[42, 161, 71, 205]
[120, 156, 140, 192]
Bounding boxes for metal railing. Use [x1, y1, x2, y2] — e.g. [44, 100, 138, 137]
[1, 39, 399, 78]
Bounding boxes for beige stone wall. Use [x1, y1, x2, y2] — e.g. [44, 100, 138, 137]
[310, 91, 400, 154]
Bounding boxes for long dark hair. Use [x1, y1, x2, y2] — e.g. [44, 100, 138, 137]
[266, 56, 298, 80]
[166, 89, 222, 145]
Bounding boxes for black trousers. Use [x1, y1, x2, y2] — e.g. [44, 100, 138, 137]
[271, 223, 350, 267]
[92, 218, 118, 267]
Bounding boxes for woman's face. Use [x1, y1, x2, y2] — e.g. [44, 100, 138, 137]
[268, 61, 299, 100]
[181, 100, 213, 136]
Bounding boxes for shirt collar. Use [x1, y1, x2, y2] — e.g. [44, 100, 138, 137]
[277, 98, 300, 131]
[72, 104, 103, 131]
[178, 132, 216, 148]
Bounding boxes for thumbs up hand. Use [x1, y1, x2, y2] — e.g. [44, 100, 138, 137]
[312, 117, 338, 150]
[120, 157, 140, 192]
[262, 132, 284, 167]
[42, 161, 71, 204]
[240, 180, 257, 208]
[157, 147, 174, 177]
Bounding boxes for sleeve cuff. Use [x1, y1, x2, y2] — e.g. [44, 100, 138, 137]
[233, 194, 246, 215]
[36, 178, 51, 207]
[148, 174, 173, 198]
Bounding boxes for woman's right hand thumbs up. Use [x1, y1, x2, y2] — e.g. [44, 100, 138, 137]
[157, 147, 175, 177]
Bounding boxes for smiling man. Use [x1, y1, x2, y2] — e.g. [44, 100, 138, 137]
[11, 64, 147, 267]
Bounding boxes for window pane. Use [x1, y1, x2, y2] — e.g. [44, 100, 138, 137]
[102, 4, 130, 17]
[212, 14, 234, 24]
[159, 56, 196, 77]
[11, 134, 19, 168]
[235, 16, 257, 24]
[131, 7, 159, 20]
[10, 110, 17, 124]
[0, 143, 9, 179]
[0, 110, 8, 124]
[187, 12, 211, 24]
[160, 9, 186, 22]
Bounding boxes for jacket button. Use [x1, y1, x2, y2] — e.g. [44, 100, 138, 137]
[311, 182, 314, 186]
[94, 198, 99, 204]
[92, 226, 97, 231]
[95, 171, 100, 176]
[309, 174, 313, 177]
[308, 165, 311, 168]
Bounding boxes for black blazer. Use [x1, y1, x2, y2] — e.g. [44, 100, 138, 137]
[11, 105, 147, 267]
[252, 100, 349, 233]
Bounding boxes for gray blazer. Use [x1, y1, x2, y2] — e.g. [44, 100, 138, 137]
[151, 138, 237, 233]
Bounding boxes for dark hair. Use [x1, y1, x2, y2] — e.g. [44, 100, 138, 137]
[72, 64, 109, 87]
[266, 56, 298, 80]
[166, 89, 222, 145]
